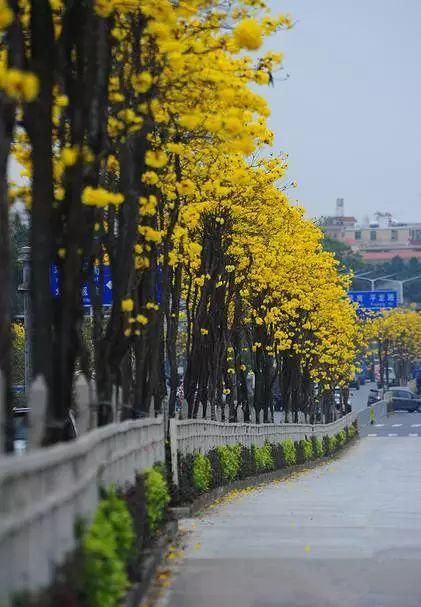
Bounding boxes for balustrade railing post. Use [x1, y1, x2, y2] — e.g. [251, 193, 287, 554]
[169, 417, 179, 486]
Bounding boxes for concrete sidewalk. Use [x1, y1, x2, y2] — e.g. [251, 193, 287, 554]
[158, 438, 421, 607]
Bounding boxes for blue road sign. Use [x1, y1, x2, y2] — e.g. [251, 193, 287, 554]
[348, 290, 398, 311]
[51, 264, 112, 307]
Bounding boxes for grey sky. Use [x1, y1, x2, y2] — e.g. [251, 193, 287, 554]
[264, 0, 421, 223]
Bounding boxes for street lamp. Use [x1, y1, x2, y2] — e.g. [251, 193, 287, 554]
[376, 275, 421, 305]
[354, 273, 398, 292]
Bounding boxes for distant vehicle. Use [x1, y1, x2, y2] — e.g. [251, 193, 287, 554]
[384, 387, 421, 413]
[367, 388, 381, 406]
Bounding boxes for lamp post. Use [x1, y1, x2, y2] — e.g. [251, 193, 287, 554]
[354, 273, 398, 292]
[376, 275, 421, 305]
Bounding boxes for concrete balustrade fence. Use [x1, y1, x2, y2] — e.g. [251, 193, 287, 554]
[1, 396, 388, 605]
[169, 412, 356, 485]
[0, 417, 165, 605]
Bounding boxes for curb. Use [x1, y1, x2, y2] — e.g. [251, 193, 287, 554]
[172, 436, 359, 518]
[124, 520, 178, 607]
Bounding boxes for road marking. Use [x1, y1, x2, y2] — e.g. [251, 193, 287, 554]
[375, 424, 384, 427]
[388, 433, 398, 437]
[409, 433, 419, 437]
[392, 424, 402, 427]
[368, 433, 377, 437]
[411, 424, 421, 428]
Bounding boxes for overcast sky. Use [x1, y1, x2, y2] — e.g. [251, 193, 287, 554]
[263, 0, 421, 223]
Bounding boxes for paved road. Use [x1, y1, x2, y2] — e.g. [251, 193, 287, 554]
[159, 434, 421, 607]
[362, 410, 421, 437]
[350, 381, 374, 412]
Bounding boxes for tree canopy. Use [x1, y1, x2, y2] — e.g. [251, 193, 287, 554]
[0, 0, 363, 446]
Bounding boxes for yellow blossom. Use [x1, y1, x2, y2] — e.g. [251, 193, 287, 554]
[121, 298, 134, 313]
[145, 149, 168, 169]
[233, 19, 263, 51]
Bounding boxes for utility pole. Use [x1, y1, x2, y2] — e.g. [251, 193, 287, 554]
[18, 247, 32, 395]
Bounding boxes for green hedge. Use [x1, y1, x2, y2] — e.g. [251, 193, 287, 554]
[179, 424, 358, 503]
[14, 464, 172, 607]
[281, 439, 296, 466]
[144, 467, 170, 533]
[311, 436, 324, 459]
[217, 444, 242, 481]
[296, 438, 313, 464]
[192, 452, 212, 493]
[82, 488, 134, 607]
[254, 444, 274, 472]
[80, 467, 171, 607]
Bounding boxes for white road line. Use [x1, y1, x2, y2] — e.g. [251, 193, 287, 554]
[392, 424, 402, 427]
[388, 433, 398, 437]
[375, 424, 384, 427]
[367, 433, 377, 437]
[411, 424, 421, 428]
[409, 433, 419, 437]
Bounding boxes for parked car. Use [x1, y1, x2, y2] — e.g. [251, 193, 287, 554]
[367, 388, 381, 406]
[384, 387, 421, 413]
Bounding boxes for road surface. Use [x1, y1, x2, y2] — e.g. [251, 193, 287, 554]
[349, 380, 375, 412]
[362, 409, 421, 437]
[158, 415, 421, 607]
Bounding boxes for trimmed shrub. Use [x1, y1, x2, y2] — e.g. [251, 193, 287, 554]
[336, 430, 346, 449]
[144, 467, 170, 533]
[82, 488, 134, 607]
[311, 436, 324, 459]
[217, 444, 242, 482]
[281, 439, 296, 467]
[328, 435, 337, 453]
[254, 444, 274, 472]
[296, 438, 313, 464]
[192, 452, 212, 493]
[347, 424, 357, 439]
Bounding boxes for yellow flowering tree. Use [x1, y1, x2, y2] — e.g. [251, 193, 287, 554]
[365, 308, 421, 387]
[0, 0, 363, 448]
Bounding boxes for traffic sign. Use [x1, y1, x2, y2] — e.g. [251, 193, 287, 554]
[51, 264, 112, 307]
[348, 290, 398, 311]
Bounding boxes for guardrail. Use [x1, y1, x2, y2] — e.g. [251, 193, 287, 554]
[169, 412, 355, 485]
[0, 417, 164, 605]
[0, 408, 361, 604]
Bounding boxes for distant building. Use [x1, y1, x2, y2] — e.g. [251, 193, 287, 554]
[321, 198, 357, 240]
[321, 201, 421, 263]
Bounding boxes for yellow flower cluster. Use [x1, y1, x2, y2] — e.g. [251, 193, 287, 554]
[82, 187, 124, 207]
[0, 67, 39, 102]
[0, 0, 13, 29]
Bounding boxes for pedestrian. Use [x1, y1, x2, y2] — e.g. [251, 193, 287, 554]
[369, 406, 375, 425]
